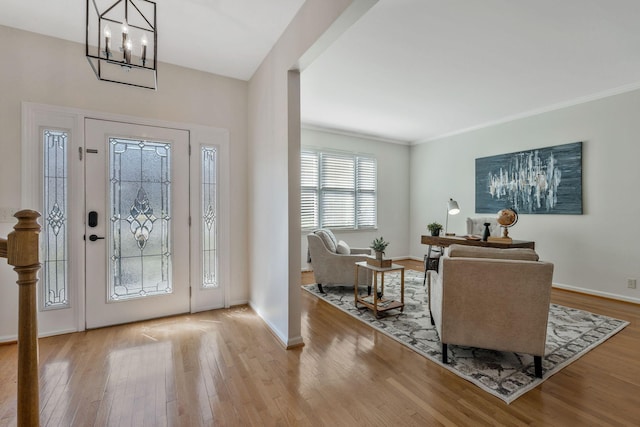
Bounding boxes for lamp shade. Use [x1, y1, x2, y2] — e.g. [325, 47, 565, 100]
[447, 199, 460, 215]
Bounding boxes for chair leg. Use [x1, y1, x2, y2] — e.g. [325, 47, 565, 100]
[442, 343, 448, 364]
[317, 283, 324, 293]
[423, 254, 428, 286]
[534, 355, 542, 378]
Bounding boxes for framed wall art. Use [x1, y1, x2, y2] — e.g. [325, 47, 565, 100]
[475, 141, 583, 215]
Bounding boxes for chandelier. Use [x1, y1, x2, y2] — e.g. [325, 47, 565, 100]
[86, 0, 157, 90]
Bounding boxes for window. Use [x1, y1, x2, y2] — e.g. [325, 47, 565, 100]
[301, 149, 377, 230]
[201, 146, 218, 288]
[42, 129, 70, 309]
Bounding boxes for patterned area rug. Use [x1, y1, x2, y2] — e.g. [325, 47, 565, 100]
[302, 269, 628, 403]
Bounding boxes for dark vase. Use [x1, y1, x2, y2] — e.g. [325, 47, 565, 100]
[431, 229, 439, 236]
[482, 222, 491, 241]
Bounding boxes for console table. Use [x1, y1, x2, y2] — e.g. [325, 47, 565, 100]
[421, 235, 535, 285]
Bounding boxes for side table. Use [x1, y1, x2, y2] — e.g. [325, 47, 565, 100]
[354, 261, 405, 318]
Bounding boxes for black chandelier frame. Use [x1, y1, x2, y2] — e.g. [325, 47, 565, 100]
[86, 0, 158, 90]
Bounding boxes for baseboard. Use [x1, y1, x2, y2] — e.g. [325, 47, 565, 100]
[248, 301, 305, 349]
[39, 328, 79, 338]
[0, 335, 17, 344]
[553, 283, 640, 305]
[0, 326, 80, 343]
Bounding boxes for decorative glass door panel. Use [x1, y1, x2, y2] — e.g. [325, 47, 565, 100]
[201, 146, 217, 288]
[109, 138, 172, 300]
[42, 129, 69, 309]
[85, 119, 189, 329]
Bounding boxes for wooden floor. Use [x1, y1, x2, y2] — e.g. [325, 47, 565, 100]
[0, 259, 639, 426]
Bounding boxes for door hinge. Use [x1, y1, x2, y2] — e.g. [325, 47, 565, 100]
[189, 216, 192, 227]
[188, 145, 191, 156]
[78, 147, 83, 160]
[189, 287, 192, 297]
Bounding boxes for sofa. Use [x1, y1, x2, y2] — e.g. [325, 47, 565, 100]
[307, 229, 372, 293]
[429, 244, 554, 377]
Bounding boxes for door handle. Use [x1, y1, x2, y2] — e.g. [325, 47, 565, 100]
[89, 234, 105, 241]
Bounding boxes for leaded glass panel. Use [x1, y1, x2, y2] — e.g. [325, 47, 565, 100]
[201, 146, 218, 288]
[109, 138, 172, 301]
[42, 130, 69, 309]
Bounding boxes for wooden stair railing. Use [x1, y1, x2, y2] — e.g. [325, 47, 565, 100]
[0, 210, 41, 427]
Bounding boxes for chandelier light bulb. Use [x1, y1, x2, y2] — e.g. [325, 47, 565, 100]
[140, 34, 148, 65]
[104, 25, 111, 57]
[121, 23, 128, 50]
[124, 39, 132, 64]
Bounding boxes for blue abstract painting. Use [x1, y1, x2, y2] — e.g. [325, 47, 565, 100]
[475, 142, 583, 215]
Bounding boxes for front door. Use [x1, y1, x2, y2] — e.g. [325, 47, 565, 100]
[84, 119, 190, 329]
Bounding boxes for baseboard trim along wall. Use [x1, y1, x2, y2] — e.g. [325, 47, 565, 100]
[552, 283, 640, 305]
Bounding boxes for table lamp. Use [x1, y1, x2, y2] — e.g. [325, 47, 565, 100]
[445, 198, 460, 236]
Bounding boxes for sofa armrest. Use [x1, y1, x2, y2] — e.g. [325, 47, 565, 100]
[350, 247, 372, 255]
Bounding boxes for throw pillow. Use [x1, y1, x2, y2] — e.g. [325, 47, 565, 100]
[336, 240, 351, 255]
[448, 244, 539, 261]
[314, 229, 338, 253]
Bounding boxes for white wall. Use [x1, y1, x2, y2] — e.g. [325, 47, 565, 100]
[409, 89, 640, 303]
[300, 128, 410, 270]
[0, 25, 250, 339]
[247, 0, 372, 347]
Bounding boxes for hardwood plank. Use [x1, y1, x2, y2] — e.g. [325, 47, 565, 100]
[0, 260, 638, 425]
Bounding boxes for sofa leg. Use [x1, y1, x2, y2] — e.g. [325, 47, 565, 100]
[442, 343, 448, 364]
[429, 309, 435, 326]
[317, 283, 324, 293]
[534, 355, 542, 378]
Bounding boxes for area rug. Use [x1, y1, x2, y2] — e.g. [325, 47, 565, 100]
[302, 269, 628, 403]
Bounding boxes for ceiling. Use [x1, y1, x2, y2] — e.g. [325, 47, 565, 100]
[301, 0, 640, 143]
[0, 0, 306, 80]
[2, 1, 640, 144]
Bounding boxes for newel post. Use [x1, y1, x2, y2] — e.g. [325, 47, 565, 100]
[7, 210, 41, 427]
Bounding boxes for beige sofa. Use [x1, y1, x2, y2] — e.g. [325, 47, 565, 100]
[307, 230, 372, 293]
[429, 244, 554, 377]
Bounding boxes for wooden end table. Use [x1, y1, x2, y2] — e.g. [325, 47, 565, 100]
[354, 261, 405, 318]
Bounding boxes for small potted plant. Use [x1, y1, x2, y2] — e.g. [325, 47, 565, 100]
[370, 236, 389, 260]
[427, 222, 443, 236]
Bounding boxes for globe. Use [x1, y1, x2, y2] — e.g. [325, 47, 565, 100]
[496, 208, 518, 238]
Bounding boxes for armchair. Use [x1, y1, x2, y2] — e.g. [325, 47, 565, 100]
[429, 244, 554, 377]
[307, 229, 372, 293]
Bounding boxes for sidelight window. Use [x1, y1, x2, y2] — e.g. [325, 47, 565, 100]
[42, 129, 70, 309]
[201, 146, 218, 288]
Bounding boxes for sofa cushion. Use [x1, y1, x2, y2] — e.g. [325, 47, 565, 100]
[448, 244, 539, 261]
[314, 229, 338, 253]
[336, 240, 351, 255]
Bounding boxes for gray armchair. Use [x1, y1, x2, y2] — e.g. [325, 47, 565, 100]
[307, 230, 372, 293]
[429, 244, 554, 378]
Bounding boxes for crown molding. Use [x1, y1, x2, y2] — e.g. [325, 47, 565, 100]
[413, 82, 640, 145]
[301, 122, 411, 145]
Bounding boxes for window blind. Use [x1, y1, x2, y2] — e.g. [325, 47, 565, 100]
[301, 149, 376, 230]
